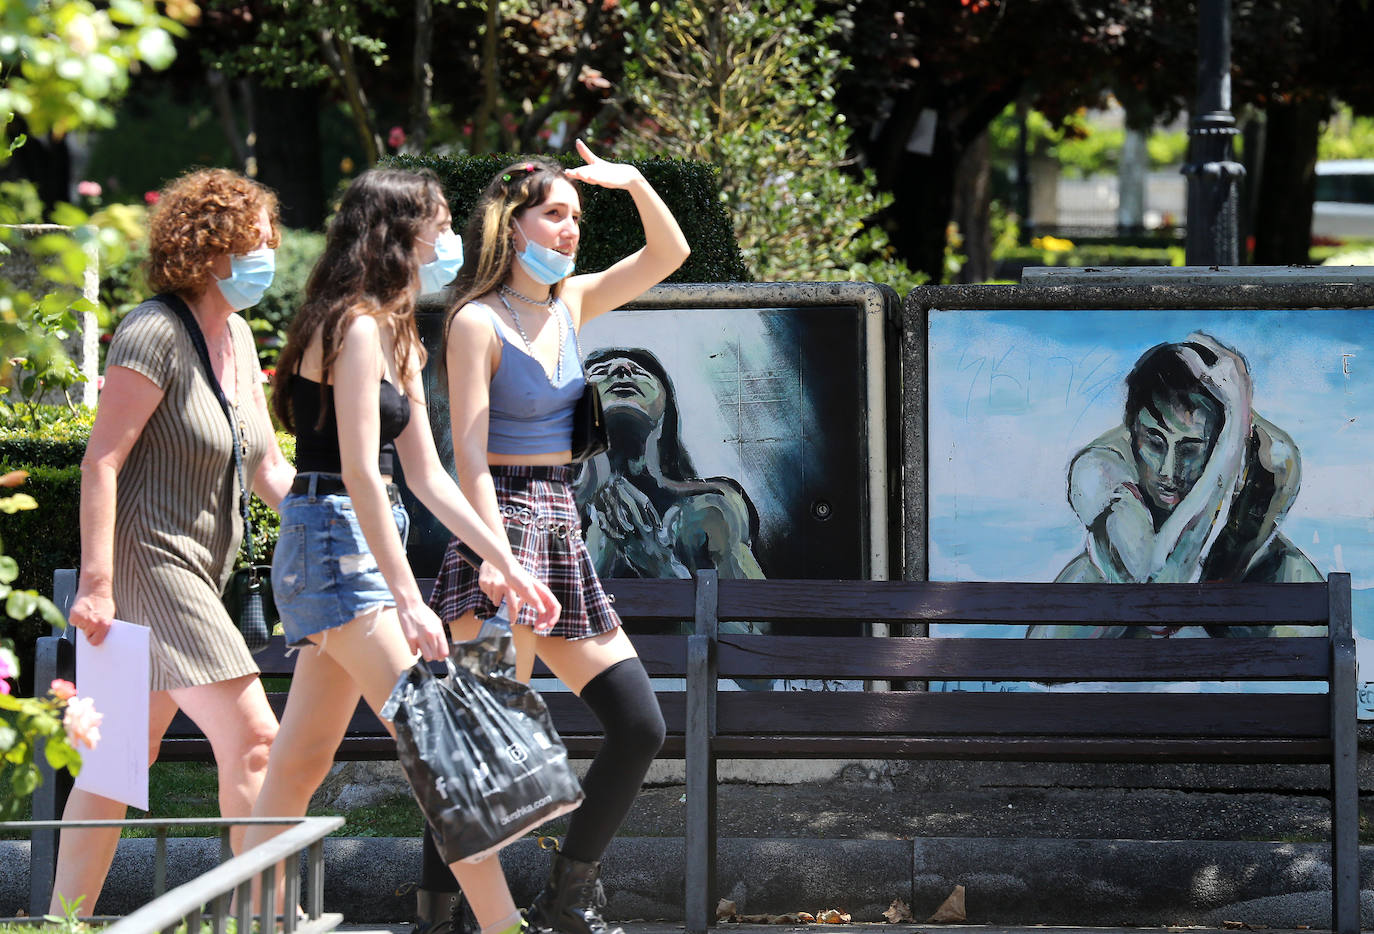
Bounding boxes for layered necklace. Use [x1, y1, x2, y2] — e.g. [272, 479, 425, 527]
[499, 282, 555, 307]
[496, 286, 563, 384]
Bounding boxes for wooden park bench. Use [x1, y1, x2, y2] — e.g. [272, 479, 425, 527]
[31, 570, 1358, 934]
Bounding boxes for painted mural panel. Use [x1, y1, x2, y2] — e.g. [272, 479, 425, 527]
[926, 307, 1374, 714]
[403, 301, 886, 689]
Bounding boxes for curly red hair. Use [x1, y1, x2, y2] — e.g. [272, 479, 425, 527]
[145, 169, 281, 295]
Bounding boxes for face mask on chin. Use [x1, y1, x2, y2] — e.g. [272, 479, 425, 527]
[417, 229, 464, 294]
[215, 246, 276, 310]
[513, 219, 575, 285]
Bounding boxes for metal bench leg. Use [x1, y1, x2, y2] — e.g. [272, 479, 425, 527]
[686, 633, 716, 934]
[30, 633, 75, 916]
[1328, 574, 1360, 934]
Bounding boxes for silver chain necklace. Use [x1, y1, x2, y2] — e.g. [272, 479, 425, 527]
[496, 289, 563, 384]
[499, 282, 555, 307]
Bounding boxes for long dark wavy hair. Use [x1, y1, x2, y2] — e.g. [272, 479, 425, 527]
[272, 168, 445, 430]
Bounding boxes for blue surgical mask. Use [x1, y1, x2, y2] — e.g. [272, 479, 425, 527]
[514, 219, 575, 285]
[417, 229, 464, 294]
[215, 246, 276, 310]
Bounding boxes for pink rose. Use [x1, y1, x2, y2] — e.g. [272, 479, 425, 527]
[0, 653, 15, 681]
[388, 126, 407, 149]
[63, 696, 103, 750]
[50, 679, 78, 701]
[144, 191, 161, 205]
[0, 679, 10, 696]
[77, 180, 102, 198]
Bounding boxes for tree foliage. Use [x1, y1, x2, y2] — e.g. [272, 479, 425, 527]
[612, 0, 918, 288]
[0, 0, 185, 141]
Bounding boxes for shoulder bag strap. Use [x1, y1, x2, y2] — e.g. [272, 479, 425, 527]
[155, 293, 258, 573]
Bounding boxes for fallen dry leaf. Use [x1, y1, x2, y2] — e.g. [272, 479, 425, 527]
[883, 898, 913, 923]
[737, 912, 815, 924]
[925, 884, 966, 923]
[815, 908, 851, 924]
[716, 899, 738, 921]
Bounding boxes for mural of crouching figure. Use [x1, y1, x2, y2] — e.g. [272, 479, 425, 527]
[1030, 332, 1321, 639]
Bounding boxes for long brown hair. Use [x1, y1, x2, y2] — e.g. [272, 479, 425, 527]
[272, 168, 445, 430]
[441, 158, 578, 348]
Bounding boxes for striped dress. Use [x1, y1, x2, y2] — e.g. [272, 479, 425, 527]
[105, 298, 272, 690]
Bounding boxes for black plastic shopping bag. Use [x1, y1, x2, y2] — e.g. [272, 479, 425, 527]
[381, 610, 584, 863]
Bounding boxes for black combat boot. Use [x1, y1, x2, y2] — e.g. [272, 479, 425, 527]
[525, 853, 623, 934]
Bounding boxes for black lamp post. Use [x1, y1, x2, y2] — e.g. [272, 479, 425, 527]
[1183, 0, 1245, 265]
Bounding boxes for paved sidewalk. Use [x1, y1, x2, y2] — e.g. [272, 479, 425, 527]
[337, 925, 1319, 934]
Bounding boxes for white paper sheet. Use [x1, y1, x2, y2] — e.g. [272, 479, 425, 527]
[73, 619, 149, 811]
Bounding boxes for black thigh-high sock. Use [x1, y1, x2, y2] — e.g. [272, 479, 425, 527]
[559, 656, 666, 864]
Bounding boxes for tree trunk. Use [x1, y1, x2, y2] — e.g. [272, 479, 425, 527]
[207, 67, 250, 169]
[952, 129, 991, 283]
[408, 0, 434, 153]
[7, 129, 71, 211]
[868, 93, 960, 283]
[1251, 96, 1326, 266]
[253, 82, 325, 230]
[319, 27, 381, 166]
[473, 0, 501, 155]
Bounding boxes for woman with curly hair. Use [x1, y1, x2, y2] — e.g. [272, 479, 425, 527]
[50, 168, 296, 915]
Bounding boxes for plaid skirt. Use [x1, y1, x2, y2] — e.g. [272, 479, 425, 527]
[429, 465, 621, 639]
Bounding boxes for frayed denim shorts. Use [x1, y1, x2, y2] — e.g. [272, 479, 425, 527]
[272, 474, 410, 647]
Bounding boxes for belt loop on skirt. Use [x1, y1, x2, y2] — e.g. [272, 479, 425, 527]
[307, 472, 321, 502]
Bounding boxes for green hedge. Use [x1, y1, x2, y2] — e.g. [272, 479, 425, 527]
[384, 153, 749, 283]
[0, 412, 294, 595]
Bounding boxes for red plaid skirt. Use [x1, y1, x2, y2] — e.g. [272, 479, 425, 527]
[429, 465, 621, 639]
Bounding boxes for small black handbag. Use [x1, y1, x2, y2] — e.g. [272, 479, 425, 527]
[569, 378, 609, 463]
[159, 292, 273, 653]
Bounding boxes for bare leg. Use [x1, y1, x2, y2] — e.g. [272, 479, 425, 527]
[250, 609, 522, 927]
[48, 691, 179, 915]
[242, 643, 361, 916]
[309, 609, 523, 928]
[171, 674, 278, 857]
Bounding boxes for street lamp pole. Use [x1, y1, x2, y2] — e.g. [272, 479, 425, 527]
[1183, 0, 1245, 265]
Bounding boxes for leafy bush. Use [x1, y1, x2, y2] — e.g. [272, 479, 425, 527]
[0, 406, 294, 592]
[994, 241, 1185, 278]
[384, 153, 750, 284]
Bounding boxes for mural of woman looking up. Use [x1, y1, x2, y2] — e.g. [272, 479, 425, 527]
[1029, 331, 1321, 639]
[574, 347, 766, 588]
[435, 142, 686, 934]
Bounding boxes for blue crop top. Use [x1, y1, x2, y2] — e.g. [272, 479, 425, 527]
[481, 300, 584, 454]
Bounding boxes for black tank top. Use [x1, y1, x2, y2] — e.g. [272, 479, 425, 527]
[291, 374, 411, 476]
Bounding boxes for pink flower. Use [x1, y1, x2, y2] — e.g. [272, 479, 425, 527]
[0, 680, 9, 695]
[388, 126, 407, 149]
[77, 180, 102, 198]
[50, 679, 77, 701]
[97, 375, 105, 391]
[0, 653, 15, 681]
[144, 191, 161, 205]
[63, 696, 103, 750]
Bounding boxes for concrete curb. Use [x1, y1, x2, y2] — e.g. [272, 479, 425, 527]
[4, 836, 1374, 927]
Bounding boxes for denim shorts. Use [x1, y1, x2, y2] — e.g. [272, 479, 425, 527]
[272, 477, 410, 647]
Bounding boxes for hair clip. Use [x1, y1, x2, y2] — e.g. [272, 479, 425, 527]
[502, 164, 538, 185]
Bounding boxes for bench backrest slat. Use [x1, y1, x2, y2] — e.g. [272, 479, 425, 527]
[714, 691, 1332, 738]
[715, 635, 1332, 681]
[711, 580, 1330, 625]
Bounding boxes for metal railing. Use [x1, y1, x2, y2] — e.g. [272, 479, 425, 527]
[10, 816, 344, 934]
